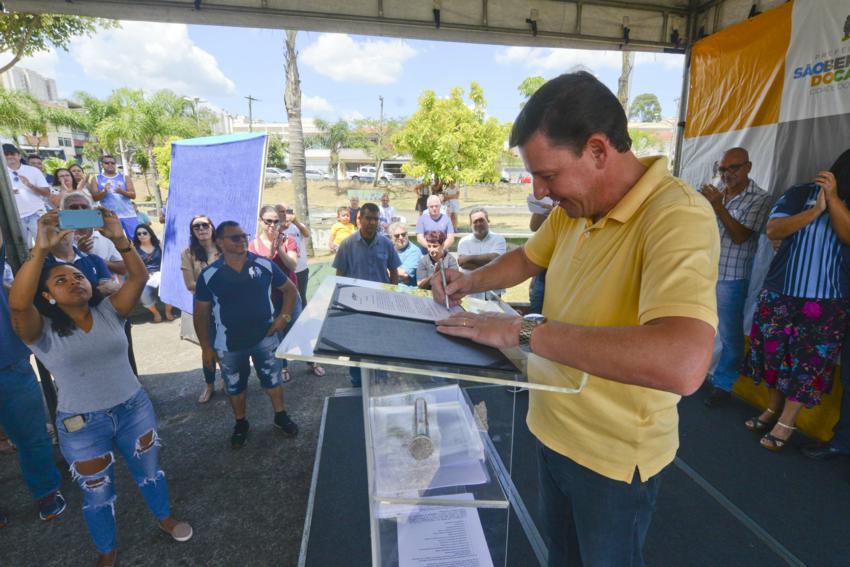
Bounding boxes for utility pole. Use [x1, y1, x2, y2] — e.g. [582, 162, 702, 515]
[245, 95, 259, 132]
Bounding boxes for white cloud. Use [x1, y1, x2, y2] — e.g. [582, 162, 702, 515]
[496, 47, 683, 74]
[301, 34, 416, 84]
[635, 52, 684, 71]
[343, 110, 364, 122]
[495, 46, 620, 73]
[71, 21, 236, 96]
[302, 94, 333, 113]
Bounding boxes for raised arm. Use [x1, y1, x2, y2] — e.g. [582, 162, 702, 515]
[119, 176, 136, 200]
[100, 208, 149, 316]
[8, 212, 73, 343]
[819, 171, 850, 245]
[766, 190, 824, 240]
[89, 177, 106, 201]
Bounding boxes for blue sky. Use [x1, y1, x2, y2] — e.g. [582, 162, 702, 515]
[20, 21, 685, 125]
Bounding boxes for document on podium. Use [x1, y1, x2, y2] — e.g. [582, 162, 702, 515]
[334, 285, 462, 322]
[397, 494, 493, 567]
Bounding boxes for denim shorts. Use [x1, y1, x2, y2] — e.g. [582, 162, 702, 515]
[217, 335, 282, 395]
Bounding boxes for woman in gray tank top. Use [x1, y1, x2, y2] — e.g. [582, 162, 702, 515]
[8, 209, 193, 567]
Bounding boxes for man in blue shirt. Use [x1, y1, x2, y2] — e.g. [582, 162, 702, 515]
[388, 221, 422, 286]
[416, 195, 455, 251]
[194, 221, 300, 449]
[0, 233, 65, 525]
[333, 203, 401, 386]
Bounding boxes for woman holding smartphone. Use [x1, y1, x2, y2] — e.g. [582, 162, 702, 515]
[8, 209, 191, 567]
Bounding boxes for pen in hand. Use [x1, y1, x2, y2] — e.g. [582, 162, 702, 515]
[439, 257, 451, 310]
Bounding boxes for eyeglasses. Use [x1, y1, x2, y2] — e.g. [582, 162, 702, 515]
[223, 234, 249, 243]
[392, 233, 407, 239]
[136, 231, 149, 236]
[192, 222, 210, 230]
[262, 218, 280, 225]
[717, 162, 747, 174]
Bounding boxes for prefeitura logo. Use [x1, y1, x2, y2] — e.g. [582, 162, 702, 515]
[793, 16, 850, 87]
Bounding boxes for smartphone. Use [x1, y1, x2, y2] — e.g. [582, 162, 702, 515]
[59, 209, 104, 230]
[62, 414, 86, 433]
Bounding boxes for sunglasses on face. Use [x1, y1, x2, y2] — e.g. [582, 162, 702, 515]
[392, 233, 407, 239]
[102, 161, 116, 165]
[136, 231, 149, 237]
[262, 218, 280, 225]
[192, 222, 210, 230]
[67, 204, 90, 210]
[223, 234, 249, 243]
[718, 162, 747, 174]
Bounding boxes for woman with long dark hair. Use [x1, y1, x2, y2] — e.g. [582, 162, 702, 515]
[746, 150, 850, 451]
[180, 215, 221, 403]
[133, 224, 174, 322]
[69, 163, 89, 193]
[8, 209, 192, 566]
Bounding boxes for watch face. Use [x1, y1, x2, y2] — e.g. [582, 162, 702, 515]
[524, 313, 546, 322]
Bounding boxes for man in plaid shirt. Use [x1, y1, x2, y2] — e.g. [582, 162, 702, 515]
[700, 147, 772, 407]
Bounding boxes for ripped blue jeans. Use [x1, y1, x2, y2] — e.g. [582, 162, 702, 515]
[56, 388, 170, 554]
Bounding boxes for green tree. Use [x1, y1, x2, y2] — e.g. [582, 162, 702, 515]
[628, 128, 664, 156]
[351, 117, 403, 187]
[314, 118, 353, 193]
[518, 76, 545, 105]
[395, 83, 509, 185]
[0, 13, 116, 74]
[151, 137, 179, 195]
[628, 93, 662, 122]
[267, 135, 288, 168]
[0, 89, 86, 150]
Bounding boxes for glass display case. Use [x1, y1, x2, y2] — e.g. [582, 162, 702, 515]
[278, 276, 585, 566]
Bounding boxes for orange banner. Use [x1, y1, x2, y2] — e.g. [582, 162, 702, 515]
[685, 2, 793, 139]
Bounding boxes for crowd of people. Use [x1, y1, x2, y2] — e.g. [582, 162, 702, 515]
[3, 69, 850, 567]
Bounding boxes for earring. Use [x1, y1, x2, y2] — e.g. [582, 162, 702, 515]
[49, 298, 56, 305]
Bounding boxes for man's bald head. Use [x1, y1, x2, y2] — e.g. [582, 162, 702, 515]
[718, 147, 752, 192]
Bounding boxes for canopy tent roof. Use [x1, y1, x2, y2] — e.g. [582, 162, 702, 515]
[12, 0, 788, 52]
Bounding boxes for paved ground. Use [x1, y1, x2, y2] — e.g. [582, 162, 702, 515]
[0, 315, 347, 566]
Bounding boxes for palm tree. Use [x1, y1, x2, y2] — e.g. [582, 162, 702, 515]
[0, 90, 85, 151]
[284, 30, 313, 256]
[314, 118, 351, 194]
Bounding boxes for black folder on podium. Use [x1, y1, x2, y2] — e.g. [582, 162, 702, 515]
[314, 284, 516, 372]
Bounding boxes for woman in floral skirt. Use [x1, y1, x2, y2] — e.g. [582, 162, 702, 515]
[746, 149, 850, 451]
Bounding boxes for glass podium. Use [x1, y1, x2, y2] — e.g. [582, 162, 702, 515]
[277, 276, 585, 567]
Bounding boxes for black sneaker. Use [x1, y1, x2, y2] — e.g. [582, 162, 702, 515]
[231, 419, 250, 449]
[703, 386, 731, 408]
[273, 411, 299, 437]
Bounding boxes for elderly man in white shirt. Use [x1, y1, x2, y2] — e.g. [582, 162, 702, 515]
[457, 208, 507, 300]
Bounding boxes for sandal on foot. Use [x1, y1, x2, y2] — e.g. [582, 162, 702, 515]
[311, 363, 326, 377]
[745, 408, 777, 432]
[760, 422, 795, 452]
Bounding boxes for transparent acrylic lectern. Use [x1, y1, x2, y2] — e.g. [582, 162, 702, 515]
[277, 276, 586, 567]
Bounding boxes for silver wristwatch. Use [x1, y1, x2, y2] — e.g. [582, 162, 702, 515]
[518, 314, 547, 353]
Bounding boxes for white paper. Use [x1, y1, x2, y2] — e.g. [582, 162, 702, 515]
[336, 285, 461, 322]
[397, 494, 494, 567]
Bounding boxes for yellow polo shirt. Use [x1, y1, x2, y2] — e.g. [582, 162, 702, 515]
[524, 156, 719, 483]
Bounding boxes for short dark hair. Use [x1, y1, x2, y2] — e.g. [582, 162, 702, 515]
[360, 202, 379, 217]
[214, 220, 241, 240]
[509, 71, 631, 155]
[26, 154, 41, 161]
[424, 230, 446, 244]
[100, 154, 115, 161]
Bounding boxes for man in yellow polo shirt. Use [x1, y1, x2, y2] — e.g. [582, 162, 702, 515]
[433, 72, 719, 567]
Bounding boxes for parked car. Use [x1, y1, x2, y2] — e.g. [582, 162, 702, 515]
[266, 167, 291, 182]
[305, 169, 330, 180]
[347, 166, 393, 183]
